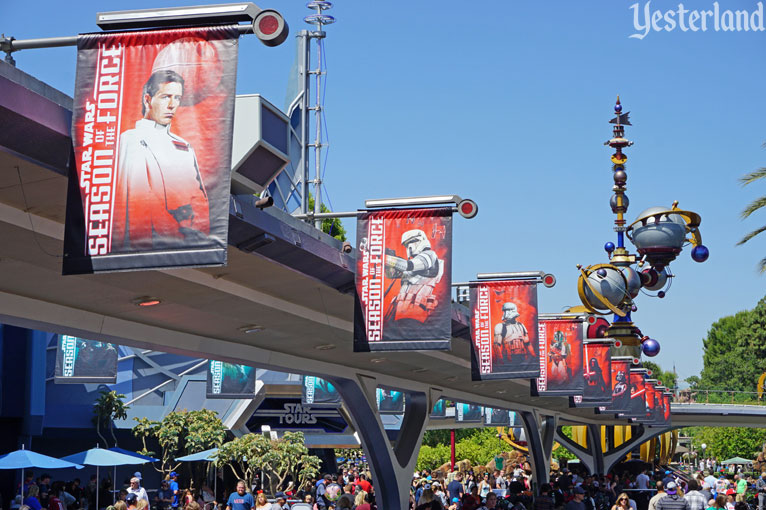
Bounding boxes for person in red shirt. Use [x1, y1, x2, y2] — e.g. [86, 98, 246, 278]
[48, 484, 66, 510]
[356, 474, 373, 495]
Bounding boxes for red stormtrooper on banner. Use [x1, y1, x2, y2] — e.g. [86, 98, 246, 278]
[385, 229, 444, 323]
[493, 302, 534, 365]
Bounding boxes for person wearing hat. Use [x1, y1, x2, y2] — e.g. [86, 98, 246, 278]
[565, 486, 587, 510]
[272, 492, 288, 510]
[127, 477, 149, 506]
[125, 493, 139, 510]
[168, 473, 180, 510]
[656, 482, 691, 510]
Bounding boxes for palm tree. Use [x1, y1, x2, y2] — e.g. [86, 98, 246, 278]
[738, 167, 766, 272]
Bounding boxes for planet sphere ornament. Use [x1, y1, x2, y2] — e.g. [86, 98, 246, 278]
[691, 245, 710, 262]
[641, 337, 661, 357]
[577, 264, 630, 316]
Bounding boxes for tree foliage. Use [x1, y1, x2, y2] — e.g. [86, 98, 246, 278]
[698, 298, 766, 396]
[643, 362, 678, 391]
[738, 167, 766, 272]
[308, 193, 347, 241]
[92, 389, 129, 448]
[214, 432, 320, 496]
[417, 427, 578, 471]
[685, 426, 766, 461]
[132, 409, 226, 476]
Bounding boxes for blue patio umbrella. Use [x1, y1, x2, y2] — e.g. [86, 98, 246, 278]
[174, 448, 218, 462]
[107, 447, 159, 463]
[0, 446, 83, 499]
[62, 447, 150, 509]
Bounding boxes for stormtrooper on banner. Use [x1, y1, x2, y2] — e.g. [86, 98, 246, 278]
[493, 302, 534, 368]
[384, 229, 444, 324]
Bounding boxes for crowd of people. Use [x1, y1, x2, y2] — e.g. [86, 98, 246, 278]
[408, 464, 766, 510]
[6, 468, 376, 510]
[10, 463, 766, 510]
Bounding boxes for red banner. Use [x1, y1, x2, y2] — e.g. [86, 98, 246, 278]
[598, 357, 632, 414]
[354, 208, 452, 351]
[532, 318, 584, 396]
[637, 379, 658, 423]
[470, 280, 539, 380]
[663, 392, 672, 425]
[571, 340, 612, 407]
[626, 369, 648, 419]
[64, 26, 239, 274]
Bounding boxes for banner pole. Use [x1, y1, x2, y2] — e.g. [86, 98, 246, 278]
[450, 430, 456, 471]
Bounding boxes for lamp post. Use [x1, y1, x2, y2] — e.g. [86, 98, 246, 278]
[701, 443, 707, 463]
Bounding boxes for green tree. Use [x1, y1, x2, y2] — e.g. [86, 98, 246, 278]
[687, 426, 766, 460]
[698, 299, 766, 397]
[643, 361, 678, 390]
[132, 409, 226, 478]
[92, 389, 129, 448]
[738, 167, 766, 272]
[214, 432, 320, 496]
[308, 193, 347, 241]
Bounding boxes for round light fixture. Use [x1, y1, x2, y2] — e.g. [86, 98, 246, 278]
[133, 297, 161, 307]
[314, 343, 336, 351]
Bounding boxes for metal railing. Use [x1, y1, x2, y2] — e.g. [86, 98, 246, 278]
[672, 389, 766, 405]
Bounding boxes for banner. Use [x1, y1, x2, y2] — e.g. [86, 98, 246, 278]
[376, 388, 404, 414]
[484, 407, 511, 426]
[54, 335, 118, 383]
[625, 369, 647, 419]
[532, 318, 584, 396]
[430, 399, 446, 419]
[598, 357, 632, 414]
[301, 376, 341, 407]
[570, 341, 612, 407]
[456, 403, 483, 423]
[206, 360, 255, 399]
[663, 392, 672, 426]
[354, 208, 453, 351]
[470, 280, 539, 380]
[637, 379, 657, 423]
[63, 26, 240, 274]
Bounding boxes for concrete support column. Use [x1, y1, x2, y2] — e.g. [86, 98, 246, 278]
[519, 411, 556, 493]
[329, 374, 437, 510]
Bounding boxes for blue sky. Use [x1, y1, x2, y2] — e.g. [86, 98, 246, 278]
[3, 0, 766, 383]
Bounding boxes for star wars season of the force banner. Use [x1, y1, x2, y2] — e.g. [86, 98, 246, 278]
[354, 208, 452, 351]
[376, 388, 405, 414]
[430, 399, 446, 419]
[206, 360, 256, 399]
[470, 280, 539, 380]
[532, 319, 583, 397]
[63, 26, 240, 274]
[637, 380, 658, 424]
[484, 408, 512, 426]
[625, 369, 647, 419]
[598, 357, 632, 414]
[570, 341, 612, 408]
[456, 403, 483, 423]
[301, 376, 341, 407]
[54, 335, 118, 383]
